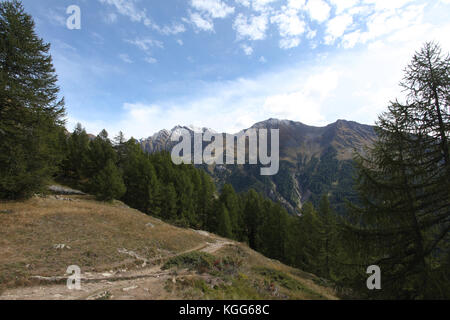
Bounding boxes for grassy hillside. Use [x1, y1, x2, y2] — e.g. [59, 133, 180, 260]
[0, 193, 336, 300]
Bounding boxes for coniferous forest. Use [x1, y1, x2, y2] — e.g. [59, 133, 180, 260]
[1, 0, 449, 299]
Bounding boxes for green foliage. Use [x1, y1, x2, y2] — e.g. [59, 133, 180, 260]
[61, 123, 90, 181]
[345, 42, 450, 299]
[216, 204, 233, 239]
[254, 267, 325, 299]
[219, 184, 244, 240]
[255, 267, 304, 291]
[90, 159, 126, 201]
[163, 251, 242, 278]
[0, 0, 66, 199]
[162, 251, 216, 272]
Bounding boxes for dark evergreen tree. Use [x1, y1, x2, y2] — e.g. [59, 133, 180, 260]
[260, 201, 288, 261]
[219, 184, 244, 240]
[86, 129, 116, 178]
[161, 183, 178, 221]
[317, 194, 337, 278]
[216, 203, 233, 239]
[0, 0, 66, 199]
[297, 202, 320, 272]
[198, 171, 215, 228]
[120, 139, 160, 214]
[90, 159, 126, 201]
[242, 190, 264, 251]
[346, 42, 450, 299]
[62, 123, 90, 180]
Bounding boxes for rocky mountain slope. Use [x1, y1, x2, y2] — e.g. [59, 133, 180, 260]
[139, 119, 376, 214]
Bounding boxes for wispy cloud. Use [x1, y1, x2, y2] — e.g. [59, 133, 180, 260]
[184, 11, 215, 32]
[233, 13, 269, 40]
[125, 38, 164, 51]
[190, 0, 235, 19]
[241, 43, 254, 55]
[118, 53, 133, 63]
[99, 0, 186, 35]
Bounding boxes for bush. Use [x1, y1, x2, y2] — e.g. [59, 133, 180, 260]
[162, 252, 216, 273]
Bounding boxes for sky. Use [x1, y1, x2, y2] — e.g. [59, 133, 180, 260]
[20, 0, 450, 138]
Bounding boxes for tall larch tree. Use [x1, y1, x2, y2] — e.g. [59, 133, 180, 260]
[0, 0, 66, 199]
[346, 42, 450, 299]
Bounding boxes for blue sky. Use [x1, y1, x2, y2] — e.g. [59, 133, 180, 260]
[20, 0, 450, 138]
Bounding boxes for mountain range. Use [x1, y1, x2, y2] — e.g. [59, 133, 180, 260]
[139, 119, 377, 214]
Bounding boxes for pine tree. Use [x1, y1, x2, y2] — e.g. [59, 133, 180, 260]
[162, 183, 178, 221]
[219, 184, 243, 240]
[198, 171, 215, 229]
[114, 131, 127, 167]
[346, 42, 450, 299]
[243, 190, 263, 251]
[87, 129, 116, 178]
[297, 202, 320, 273]
[91, 159, 126, 201]
[121, 139, 159, 214]
[317, 194, 337, 278]
[216, 203, 233, 239]
[0, 0, 66, 199]
[260, 201, 288, 261]
[62, 123, 90, 181]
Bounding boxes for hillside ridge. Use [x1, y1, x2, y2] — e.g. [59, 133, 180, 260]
[0, 190, 337, 300]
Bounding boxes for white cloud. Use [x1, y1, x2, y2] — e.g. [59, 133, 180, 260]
[99, 0, 186, 35]
[279, 37, 301, 49]
[235, 0, 250, 7]
[118, 53, 133, 63]
[99, 0, 153, 26]
[44, 8, 67, 27]
[241, 44, 254, 55]
[306, 27, 317, 39]
[104, 12, 118, 24]
[269, 1, 307, 49]
[75, 28, 450, 137]
[125, 38, 164, 51]
[362, 0, 414, 11]
[190, 0, 235, 18]
[305, 0, 331, 23]
[288, 0, 307, 10]
[342, 3, 426, 47]
[158, 23, 186, 35]
[324, 13, 353, 45]
[71, 0, 450, 138]
[144, 56, 158, 64]
[341, 30, 361, 48]
[252, 0, 278, 12]
[328, 0, 359, 14]
[233, 13, 269, 40]
[185, 11, 215, 32]
[271, 7, 306, 38]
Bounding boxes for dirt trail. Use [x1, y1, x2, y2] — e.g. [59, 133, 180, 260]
[0, 239, 233, 300]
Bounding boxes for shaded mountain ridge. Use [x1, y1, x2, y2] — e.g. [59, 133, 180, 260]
[139, 119, 376, 214]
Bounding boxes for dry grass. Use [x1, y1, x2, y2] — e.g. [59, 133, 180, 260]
[212, 243, 337, 300]
[0, 195, 337, 300]
[0, 196, 207, 291]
